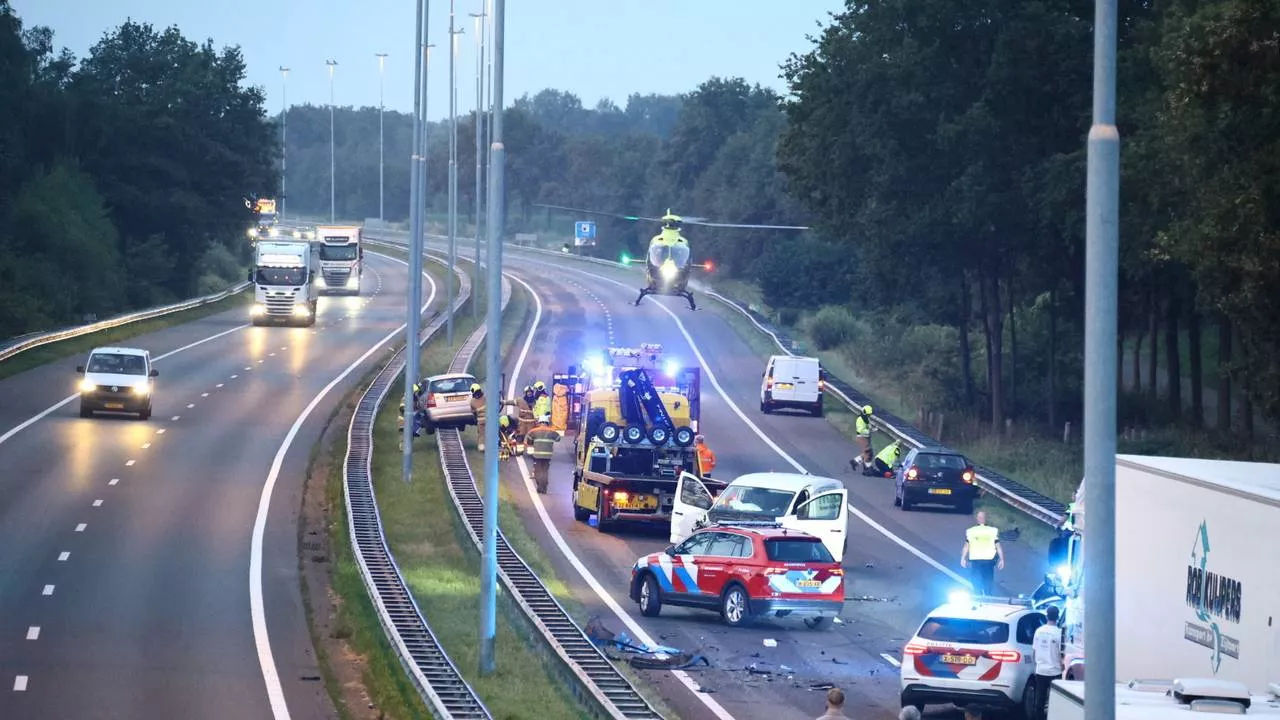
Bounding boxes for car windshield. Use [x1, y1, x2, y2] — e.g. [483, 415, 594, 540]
[710, 485, 795, 517]
[319, 243, 358, 260]
[429, 377, 473, 394]
[916, 453, 969, 470]
[648, 243, 690, 267]
[917, 617, 1010, 645]
[765, 538, 834, 563]
[255, 267, 306, 286]
[87, 353, 147, 375]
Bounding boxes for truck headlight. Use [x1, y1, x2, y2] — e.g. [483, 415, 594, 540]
[251, 304, 266, 316]
[79, 379, 96, 392]
[315, 276, 326, 288]
[293, 305, 311, 317]
[133, 381, 151, 395]
[346, 276, 359, 288]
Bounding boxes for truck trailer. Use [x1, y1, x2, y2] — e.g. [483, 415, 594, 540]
[314, 225, 363, 295]
[249, 240, 319, 326]
[1048, 678, 1280, 719]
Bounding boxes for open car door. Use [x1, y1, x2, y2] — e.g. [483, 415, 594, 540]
[782, 489, 849, 563]
[670, 471, 714, 545]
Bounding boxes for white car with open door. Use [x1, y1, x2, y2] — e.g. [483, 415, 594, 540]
[671, 472, 849, 563]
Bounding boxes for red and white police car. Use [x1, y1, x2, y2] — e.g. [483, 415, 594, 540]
[629, 522, 844, 628]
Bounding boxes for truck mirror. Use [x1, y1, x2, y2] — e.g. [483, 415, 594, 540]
[75, 365, 85, 373]
[149, 369, 159, 377]
[247, 269, 254, 282]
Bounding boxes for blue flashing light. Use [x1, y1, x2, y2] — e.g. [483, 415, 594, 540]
[1055, 564, 1072, 584]
[664, 359, 679, 376]
[948, 590, 972, 606]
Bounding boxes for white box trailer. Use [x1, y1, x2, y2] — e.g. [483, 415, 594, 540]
[1048, 678, 1280, 719]
[1116, 454, 1280, 692]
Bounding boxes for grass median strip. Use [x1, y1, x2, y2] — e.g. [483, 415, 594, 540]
[0, 287, 252, 381]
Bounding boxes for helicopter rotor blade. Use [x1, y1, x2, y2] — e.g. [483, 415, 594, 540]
[682, 219, 811, 230]
[531, 203, 662, 223]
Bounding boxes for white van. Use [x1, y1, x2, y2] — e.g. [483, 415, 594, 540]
[760, 354, 823, 416]
[671, 472, 849, 562]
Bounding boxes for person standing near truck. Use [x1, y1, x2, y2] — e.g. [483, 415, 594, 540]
[1030, 605, 1064, 719]
[695, 435, 716, 477]
[526, 415, 563, 494]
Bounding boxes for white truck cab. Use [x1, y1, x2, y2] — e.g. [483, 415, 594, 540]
[249, 240, 318, 326]
[671, 471, 849, 562]
[760, 354, 824, 416]
[314, 225, 363, 295]
[76, 346, 157, 420]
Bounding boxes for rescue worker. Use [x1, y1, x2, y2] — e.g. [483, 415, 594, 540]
[852, 405, 875, 473]
[694, 435, 716, 477]
[960, 511, 1005, 597]
[516, 385, 537, 440]
[532, 380, 551, 421]
[397, 382, 424, 448]
[872, 439, 902, 476]
[468, 382, 513, 452]
[497, 414, 516, 460]
[525, 414, 563, 494]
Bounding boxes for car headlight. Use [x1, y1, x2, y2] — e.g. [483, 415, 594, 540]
[133, 381, 151, 395]
[79, 378, 96, 392]
[293, 305, 311, 317]
[250, 304, 266, 316]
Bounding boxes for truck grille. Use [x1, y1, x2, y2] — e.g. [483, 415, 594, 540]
[263, 293, 297, 315]
[323, 268, 351, 285]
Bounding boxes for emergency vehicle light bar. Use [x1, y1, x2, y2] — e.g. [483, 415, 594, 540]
[950, 591, 1036, 608]
[706, 520, 784, 529]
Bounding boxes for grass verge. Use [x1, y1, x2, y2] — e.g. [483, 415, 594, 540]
[0, 288, 252, 381]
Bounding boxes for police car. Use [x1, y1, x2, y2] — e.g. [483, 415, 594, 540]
[629, 522, 844, 628]
[899, 592, 1049, 716]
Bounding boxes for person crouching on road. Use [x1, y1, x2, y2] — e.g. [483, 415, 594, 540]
[695, 435, 716, 477]
[873, 439, 902, 476]
[525, 415, 563, 494]
[961, 511, 1004, 596]
[469, 382, 512, 452]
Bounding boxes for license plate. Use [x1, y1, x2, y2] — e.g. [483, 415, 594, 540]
[775, 383, 794, 390]
[929, 488, 952, 495]
[445, 394, 468, 402]
[104, 402, 124, 409]
[616, 495, 659, 511]
[796, 580, 821, 588]
[941, 653, 977, 665]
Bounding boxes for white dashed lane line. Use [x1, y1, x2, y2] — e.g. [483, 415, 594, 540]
[216, 383, 224, 388]
[170, 415, 180, 421]
[74, 524, 85, 533]
[881, 653, 902, 668]
[186, 403, 195, 409]
[230, 374, 238, 379]
[141, 442, 150, 449]
[244, 366, 252, 371]
[156, 429, 166, 435]
[26, 627, 39, 640]
[92, 499, 102, 507]
[41, 585, 53, 596]
[57, 552, 69, 562]
[201, 392, 209, 398]
[108, 478, 119, 486]
[124, 460, 135, 467]
[14, 675, 28, 691]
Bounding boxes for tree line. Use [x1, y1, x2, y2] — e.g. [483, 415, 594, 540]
[282, 0, 1279, 440]
[0, 3, 277, 339]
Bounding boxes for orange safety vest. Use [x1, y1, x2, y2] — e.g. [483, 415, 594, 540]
[696, 444, 716, 475]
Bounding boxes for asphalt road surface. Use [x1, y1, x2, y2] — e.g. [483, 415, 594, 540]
[0, 253, 427, 720]
[489, 251, 1050, 720]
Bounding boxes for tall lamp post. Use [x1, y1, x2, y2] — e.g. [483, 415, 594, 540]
[403, 5, 431, 482]
[447, 2, 463, 347]
[326, 59, 338, 222]
[469, 8, 486, 317]
[479, 0, 505, 677]
[376, 53, 388, 223]
[279, 66, 289, 220]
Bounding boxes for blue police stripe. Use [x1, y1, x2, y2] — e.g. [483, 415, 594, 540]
[649, 563, 675, 592]
[673, 566, 702, 594]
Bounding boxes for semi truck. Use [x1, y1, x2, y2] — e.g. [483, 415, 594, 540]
[248, 240, 319, 326]
[1035, 454, 1280, 691]
[314, 225, 363, 295]
[253, 198, 278, 236]
[564, 344, 718, 532]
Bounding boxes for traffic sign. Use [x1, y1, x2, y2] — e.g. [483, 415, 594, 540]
[574, 221, 597, 247]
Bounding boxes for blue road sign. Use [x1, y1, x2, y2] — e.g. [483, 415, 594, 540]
[575, 221, 596, 240]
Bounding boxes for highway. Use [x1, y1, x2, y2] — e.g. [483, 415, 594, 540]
[0, 253, 429, 719]
[488, 249, 1051, 720]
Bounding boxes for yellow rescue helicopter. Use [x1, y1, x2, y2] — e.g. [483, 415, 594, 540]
[534, 204, 809, 310]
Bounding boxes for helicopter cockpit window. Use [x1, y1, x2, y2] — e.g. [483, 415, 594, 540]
[649, 243, 690, 267]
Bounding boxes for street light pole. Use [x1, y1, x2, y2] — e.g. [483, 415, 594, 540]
[403, 4, 430, 482]
[479, 0, 505, 678]
[469, 9, 485, 317]
[1083, 0, 1120, 714]
[377, 52, 388, 224]
[447, 2, 463, 347]
[326, 59, 338, 223]
[279, 66, 289, 220]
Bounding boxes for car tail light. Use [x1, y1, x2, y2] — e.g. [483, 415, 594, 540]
[766, 376, 774, 389]
[426, 394, 437, 408]
[614, 491, 630, 503]
[903, 641, 929, 656]
[962, 469, 974, 483]
[829, 568, 843, 575]
[906, 466, 919, 481]
[988, 649, 1021, 662]
[818, 378, 825, 391]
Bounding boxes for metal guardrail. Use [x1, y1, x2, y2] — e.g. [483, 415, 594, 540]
[437, 238, 1067, 527]
[0, 281, 251, 364]
[434, 277, 665, 719]
[343, 254, 493, 719]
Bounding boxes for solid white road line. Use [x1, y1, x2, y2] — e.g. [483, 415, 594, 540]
[0, 321, 250, 448]
[13, 675, 28, 691]
[26, 627, 39, 640]
[881, 653, 901, 668]
[502, 273, 738, 720]
[250, 254, 436, 720]
[522, 256, 970, 587]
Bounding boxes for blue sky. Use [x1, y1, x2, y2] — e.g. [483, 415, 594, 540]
[11, 1, 845, 121]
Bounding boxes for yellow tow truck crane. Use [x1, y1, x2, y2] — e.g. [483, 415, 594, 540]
[558, 344, 723, 532]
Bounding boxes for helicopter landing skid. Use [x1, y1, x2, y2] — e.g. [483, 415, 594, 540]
[633, 288, 697, 310]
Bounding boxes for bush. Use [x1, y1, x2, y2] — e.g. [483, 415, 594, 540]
[807, 305, 857, 350]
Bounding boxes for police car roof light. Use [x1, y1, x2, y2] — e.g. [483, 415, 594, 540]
[707, 520, 783, 530]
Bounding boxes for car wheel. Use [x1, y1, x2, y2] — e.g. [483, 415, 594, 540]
[138, 405, 151, 421]
[900, 492, 913, 511]
[1020, 677, 1038, 719]
[638, 573, 662, 617]
[596, 492, 614, 533]
[804, 616, 830, 630]
[893, 486, 902, 507]
[720, 584, 752, 627]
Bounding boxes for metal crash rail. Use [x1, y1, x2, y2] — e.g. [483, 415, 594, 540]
[0, 281, 251, 364]
[343, 252, 493, 718]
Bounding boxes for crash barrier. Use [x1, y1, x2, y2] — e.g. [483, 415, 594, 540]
[434, 281, 666, 720]
[0, 281, 251, 364]
[419, 236, 1069, 528]
[343, 252, 493, 718]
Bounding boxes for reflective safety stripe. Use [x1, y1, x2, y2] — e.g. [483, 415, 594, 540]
[855, 416, 871, 437]
[529, 433, 556, 459]
[966, 524, 999, 560]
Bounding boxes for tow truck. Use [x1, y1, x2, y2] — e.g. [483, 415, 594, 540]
[560, 344, 723, 532]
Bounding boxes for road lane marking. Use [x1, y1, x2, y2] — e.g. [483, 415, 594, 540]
[57, 552, 69, 561]
[141, 442, 151, 449]
[171, 415, 180, 421]
[26, 627, 39, 640]
[201, 392, 209, 397]
[125, 460, 135, 467]
[92, 499, 103, 507]
[257, 359, 264, 364]
[74, 524, 85, 532]
[250, 255, 437, 720]
[155, 429, 165, 435]
[216, 383, 224, 388]
[881, 653, 901, 667]
[13, 676, 27, 691]
[41, 585, 54, 596]
[231, 374, 238, 379]
[268, 352, 275, 357]
[109, 478, 119, 485]
[502, 273, 737, 720]
[521, 257, 970, 586]
[186, 403, 195, 409]
[245, 366, 252, 370]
